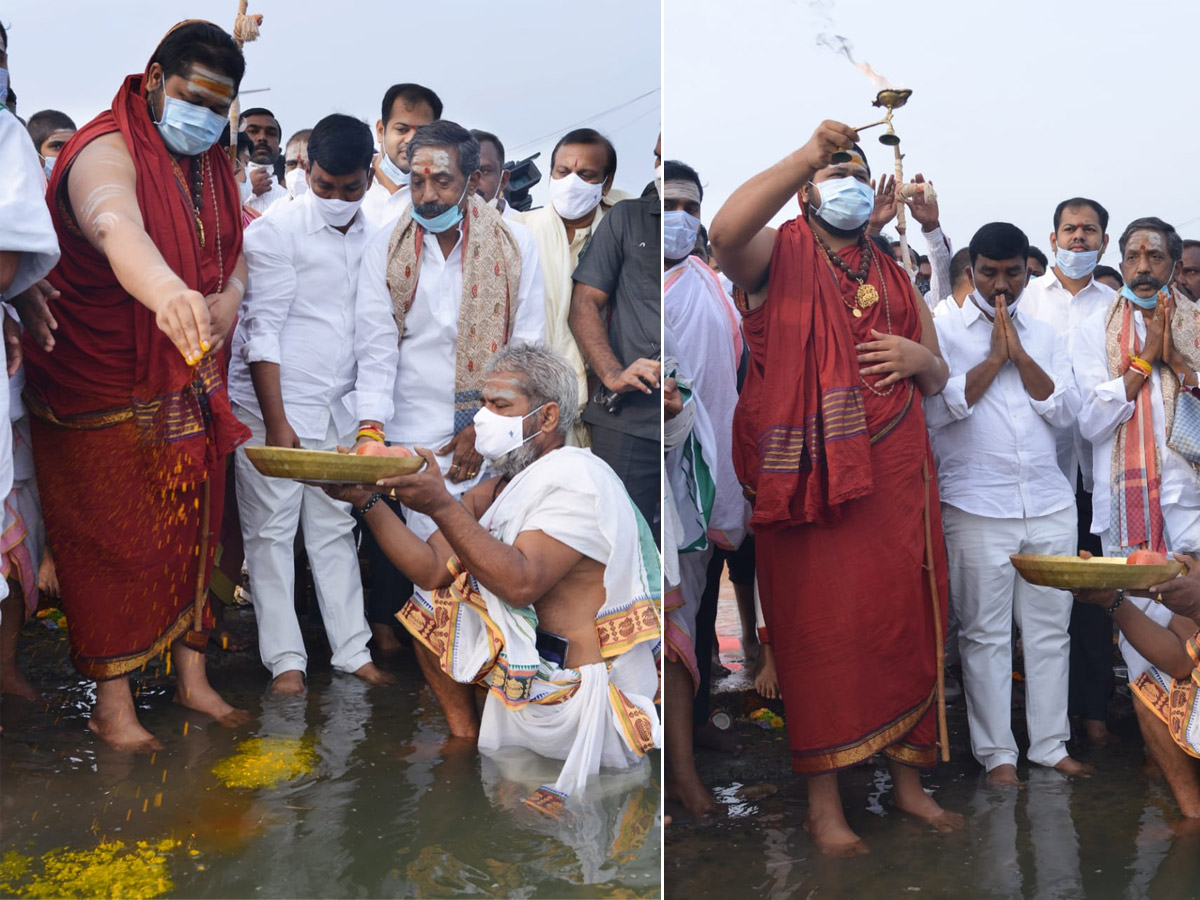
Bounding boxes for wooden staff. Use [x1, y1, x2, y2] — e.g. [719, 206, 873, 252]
[923, 456, 949, 761]
[893, 142, 914, 279]
[193, 479, 212, 631]
[227, 1, 247, 153]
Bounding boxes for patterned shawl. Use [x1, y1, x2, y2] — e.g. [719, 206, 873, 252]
[384, 195, 521, 433]
[1104, 287, 1200, 552]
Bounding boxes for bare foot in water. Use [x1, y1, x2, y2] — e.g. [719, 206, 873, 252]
[891, 762, 965, 833]
[665, 774, 722, 820]
[352, 661, 397, 686]
[1084, 719, 1119, 745]
[987, 763, 1024, 787]
[268, 670, 307, 696]
[1052, 756, 1094, 778]
[88, 704, 163, 752]
[175, 682, 252, 726]
[0, 666, 41, 701]
[369, 622, 404, 658]
[754, 644, 779, 700]
[804, 811, 870, 857]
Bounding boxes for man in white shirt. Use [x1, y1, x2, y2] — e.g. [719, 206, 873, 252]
[1075, 216, 1200, 688]
[356, 121, 545, 632]
[239, 107, 288, 214]
[1020, 197, 1119, 745]
[925, 222, 1089, 786]
[931, 248, 974, 318]
[229, 114, 398, 694]
[360, 84, 441, 228]
[518, 128, 623, 446]
[470, 130, 518, 220]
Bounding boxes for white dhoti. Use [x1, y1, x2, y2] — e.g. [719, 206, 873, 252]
[234, 405, 372, 678]
[398, 447, 662, 814]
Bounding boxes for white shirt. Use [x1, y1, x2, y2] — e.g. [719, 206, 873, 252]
[244, 178, 289, 215]
[920, 225, 953, 309]
[356, 216, 547, 446]
[1074, 303, 1200, 537]
[228, 191, 397, 441]
[360, 181, 411, 228]
[1022, 269, 1116, 491]
[925, 298, 1079, 519]
[931, 294, 959, 318]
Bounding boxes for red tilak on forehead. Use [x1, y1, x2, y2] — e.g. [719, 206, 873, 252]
[424, 167, 430, 174]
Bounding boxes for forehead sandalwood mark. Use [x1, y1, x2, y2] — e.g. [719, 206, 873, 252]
[187, 65, 234, 102]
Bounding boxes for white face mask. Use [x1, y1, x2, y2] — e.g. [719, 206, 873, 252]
[289, 167, 308, 197]
[311, 193, 363, 227]
[549, 171, 604, 220]
[473, 404, 545, 460]
[654, 162, 663, 197]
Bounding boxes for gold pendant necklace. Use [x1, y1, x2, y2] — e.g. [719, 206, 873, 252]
[855, 282, 880, 310]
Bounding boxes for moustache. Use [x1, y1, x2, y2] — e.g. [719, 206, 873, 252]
[414, 201, 454, 218]
[1130, 273, 1164, 290]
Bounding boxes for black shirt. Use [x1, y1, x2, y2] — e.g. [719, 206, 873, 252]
[572, 192, 661, 441]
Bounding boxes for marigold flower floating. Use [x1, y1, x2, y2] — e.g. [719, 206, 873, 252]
[0, 839, 180, 898]
[211, 736, 317, 789]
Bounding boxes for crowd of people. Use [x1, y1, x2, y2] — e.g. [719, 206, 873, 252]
[0, 19, 663, 817]
[662, 120, 1200, 852]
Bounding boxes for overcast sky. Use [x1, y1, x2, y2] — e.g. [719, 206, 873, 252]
[667, 0, 1199, 266]
[4, 0, 660, 207]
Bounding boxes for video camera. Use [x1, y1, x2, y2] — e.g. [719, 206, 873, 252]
[501, 152, 541, 213]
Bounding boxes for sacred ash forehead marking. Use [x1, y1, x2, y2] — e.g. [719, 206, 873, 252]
[664, 180, 701, 203]
[412, 148, 453, 172]
[1129, 230, 1168, 252]
[188, 64, 235, 103]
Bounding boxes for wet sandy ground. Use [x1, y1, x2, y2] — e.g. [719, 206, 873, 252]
[666, 588, 1200, 900]
[1, 608, 661, 898]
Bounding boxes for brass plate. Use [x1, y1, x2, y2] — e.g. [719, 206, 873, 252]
[1010, 554, 1183, 590]
[244, 446, 425, 485]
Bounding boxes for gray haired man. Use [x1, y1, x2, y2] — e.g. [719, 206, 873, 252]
[327, 344, 662, 813]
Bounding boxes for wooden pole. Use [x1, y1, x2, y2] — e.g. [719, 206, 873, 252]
[893, 139, 914, 279]
[923, 456, 950, 762]
[228, 0, 249, 155]
[193, 479, 212, 631]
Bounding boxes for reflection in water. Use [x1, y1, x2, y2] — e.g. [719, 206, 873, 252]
[667, 739, 1200, 900]
[1, 659, 660, 899]
[480, 750, 657, 885]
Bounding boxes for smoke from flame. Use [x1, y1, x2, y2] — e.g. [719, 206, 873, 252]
[812, 2, 899, 91]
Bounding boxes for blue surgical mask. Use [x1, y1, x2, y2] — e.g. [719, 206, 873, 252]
[154, 93, 227, 157]
[810, 176, 875, 231]
[0, 67, 8, 107]
[1055, 247, 1099, 280]
[411, 182, 469, 233]
[380, 149, 410, 187]
[663, 210, 701, 260]
[42, 155, 56, 179]
[1121, 282, 1168, 310]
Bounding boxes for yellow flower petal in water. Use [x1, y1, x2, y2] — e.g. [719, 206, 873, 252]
[1, 839, 181, 898]
[211, 736, 317, 789]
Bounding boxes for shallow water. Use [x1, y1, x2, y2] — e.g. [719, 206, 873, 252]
[668, 695, 1200, 900]
[1, 624, 661, 899]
